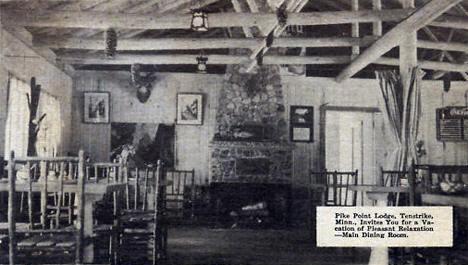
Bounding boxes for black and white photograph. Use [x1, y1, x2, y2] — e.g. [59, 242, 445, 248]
[83, 91, 110, 123]
[1, 1, 468, 265]
[176, 93, 203, 125]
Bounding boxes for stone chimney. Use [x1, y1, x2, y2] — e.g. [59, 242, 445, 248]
[214, 64, 288, 142]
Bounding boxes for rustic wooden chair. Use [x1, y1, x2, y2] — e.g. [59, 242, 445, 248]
[165, 169, 195, 220]
[381, 168, 409, 206]
[119, 160, 167, 265]
[308, 170, 358, 245]
[312, 170, 359, 207]
[1, 151, 85, 265]
[87, 161, 123, 265]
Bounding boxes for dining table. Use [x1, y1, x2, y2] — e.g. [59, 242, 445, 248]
[0, 178, 126, 263]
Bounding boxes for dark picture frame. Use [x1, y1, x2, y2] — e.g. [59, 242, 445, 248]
[290, 105, 313, 142]
[176, 93, 203, 125]
[83, 91, 110, 124]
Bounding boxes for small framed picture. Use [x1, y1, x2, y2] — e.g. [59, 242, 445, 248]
[290, 105, 313, 124]
[83, 91, 110, 124]
[177, 93, 203, 125]
[290, 105, 313, 142]
[290, 125, 313, 142]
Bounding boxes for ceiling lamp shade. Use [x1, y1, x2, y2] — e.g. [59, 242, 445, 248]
[196, 53, 208, 73]
[191, 10, 208, 32]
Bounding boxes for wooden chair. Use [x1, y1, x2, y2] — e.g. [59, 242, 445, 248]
[308, 170, 358, 245]
[119, 160, 166, 265]
[310, 170, 359, 207]
[87, 161, 123, 265]
[165, 169, 195, 220]
[1, 151, 85, 265]
[381, 168, 409, 206]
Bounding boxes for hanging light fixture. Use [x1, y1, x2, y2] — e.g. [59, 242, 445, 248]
[191, 0, 208, 31]
[196, 51, 208, 73]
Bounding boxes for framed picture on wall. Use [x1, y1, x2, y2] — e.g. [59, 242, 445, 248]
[83, 91, 110, 124]
[176, 93, 203, 125]
[290, 105, 313, 142]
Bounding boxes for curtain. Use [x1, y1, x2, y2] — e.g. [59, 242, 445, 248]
[376, 67, 424, 172]
[35, 92, 62, 157]
[4, 75, 31, 159]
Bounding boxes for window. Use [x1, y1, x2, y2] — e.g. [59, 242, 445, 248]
[4, 75, 30, 159]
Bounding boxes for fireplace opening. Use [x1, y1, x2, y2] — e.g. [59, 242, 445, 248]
[236, 158, 271, 176]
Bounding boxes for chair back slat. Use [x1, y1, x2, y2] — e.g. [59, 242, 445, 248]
[310, 170, 359, 206]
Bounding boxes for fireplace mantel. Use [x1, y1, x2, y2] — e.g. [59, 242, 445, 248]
[209, 140, 294, 149]
[209, 140, 293, 184]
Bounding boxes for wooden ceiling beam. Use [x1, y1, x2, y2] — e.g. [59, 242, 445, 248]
[58, 53, 468, 73]
[35, 35, 468, 53]
[231, 0, 254, 37]
[59, 54, 352, 65]
[35, 36, 376, 50]
[336, 0, 463, 82]
[377, 57, 468, 73]
[3, 7, 465, 30]
[6, 8, 464, 30]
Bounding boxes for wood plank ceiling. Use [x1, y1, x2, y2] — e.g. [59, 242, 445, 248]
[0, 0, 467, 80]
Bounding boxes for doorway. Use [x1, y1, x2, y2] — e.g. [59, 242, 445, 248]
[320, 106, 383, 206]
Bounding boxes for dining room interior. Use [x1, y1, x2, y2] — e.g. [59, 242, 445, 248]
[0, 0, 468, 264]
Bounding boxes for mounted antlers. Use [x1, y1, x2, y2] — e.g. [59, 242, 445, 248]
[130, 64, 157, 103]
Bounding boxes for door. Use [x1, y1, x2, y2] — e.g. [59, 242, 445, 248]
[324, 108, 383, 205]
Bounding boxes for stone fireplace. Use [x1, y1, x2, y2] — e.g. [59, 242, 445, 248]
[209, 65, 293, 226]
[210, 64, 293, 184]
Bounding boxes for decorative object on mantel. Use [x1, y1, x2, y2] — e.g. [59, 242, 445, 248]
[290, 105, 313, 142]
[104, 28, 117, 59]
[83, 91, 110, 123]
[177, 93, 203, 125]
[190, 0, 208, 31]
[130, 64, 157, 103]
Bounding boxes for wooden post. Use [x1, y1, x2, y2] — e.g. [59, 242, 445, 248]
[124, 165, 129, 210]
[372, 0, 382, 36]
[56, 161, 65, 228]
[191, 169, 195, 220]
[26, 161, 33, 229]
[152, 160, 162, 264]
[351, 0, 360, 57]
[40, 161, 47, 229]
[8, 151, 16, 265]
[143, 167, 149, 211]
[400, 0, 417, 177]
[135, 168, 139, 210]
[75, 150, 85, 264]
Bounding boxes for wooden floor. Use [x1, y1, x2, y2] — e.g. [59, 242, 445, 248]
[165, 226, 370, 265]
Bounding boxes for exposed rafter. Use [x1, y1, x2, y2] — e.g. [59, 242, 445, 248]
[336, 0, 463, 82]
[59, 52, 468, 73]
[4, 8, 468, 30]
